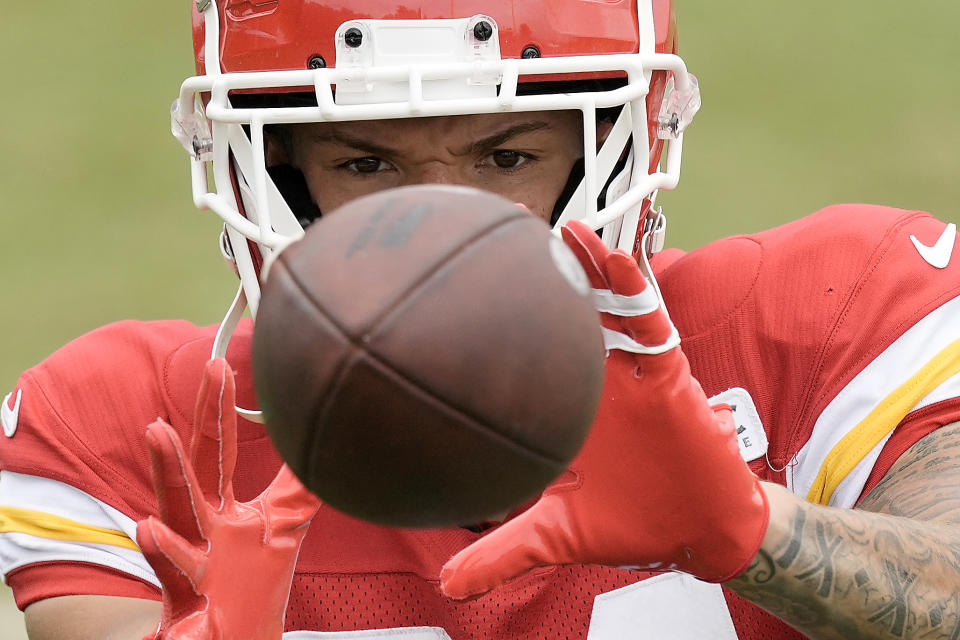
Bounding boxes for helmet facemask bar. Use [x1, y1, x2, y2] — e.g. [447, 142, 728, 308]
[174, 58, 696, 310]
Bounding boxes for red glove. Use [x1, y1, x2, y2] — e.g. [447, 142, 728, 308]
[137, 358, 321, 640]
[440, 221, 769, 599]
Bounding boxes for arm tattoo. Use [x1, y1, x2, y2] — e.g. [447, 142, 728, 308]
[727, 421, 960, 639]
[793, 520, 842, 597]
[866, 560, 917, 636]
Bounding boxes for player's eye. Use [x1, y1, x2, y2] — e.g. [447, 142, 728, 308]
[489, 150, 527, 169]
[341, 157, 389, 174]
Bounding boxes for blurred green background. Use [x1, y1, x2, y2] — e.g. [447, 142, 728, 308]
[0, 1, 957, 637]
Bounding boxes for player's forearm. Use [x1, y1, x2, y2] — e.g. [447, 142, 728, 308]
[24, 594, 161, 640]
[726, 482, 960, 639]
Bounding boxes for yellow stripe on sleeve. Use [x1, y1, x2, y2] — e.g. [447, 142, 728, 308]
[806, 335, 960, 506]
[0, 505, 141, 551]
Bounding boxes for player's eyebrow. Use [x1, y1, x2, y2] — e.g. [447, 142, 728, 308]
[308, 131, 401, 158]
[308, 120, 553, 158]
[460, 121, 552, 155]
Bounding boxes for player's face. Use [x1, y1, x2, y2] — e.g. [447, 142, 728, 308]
[279, 111, 584, 221]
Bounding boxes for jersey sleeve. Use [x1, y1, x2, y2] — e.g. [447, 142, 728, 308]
[659, 205, 960, 509]
[778, 207, 960, 507]
[0, 472, 160, 608]
[0, 319, 209, 607]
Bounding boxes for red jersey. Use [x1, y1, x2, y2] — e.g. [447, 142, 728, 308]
[1, 204, 958, 639]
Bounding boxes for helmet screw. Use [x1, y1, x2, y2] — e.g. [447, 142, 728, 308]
[191, 135, 212, 159]
[344, 27, 364, 48]
[308, 55, 326, 69]
[473, 21, 493, 42]
[521, 45, 540, 59]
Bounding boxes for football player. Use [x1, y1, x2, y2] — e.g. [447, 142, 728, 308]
[2, 1, 959, 639]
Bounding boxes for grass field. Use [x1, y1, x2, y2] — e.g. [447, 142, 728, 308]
[1, 1, 958, 638]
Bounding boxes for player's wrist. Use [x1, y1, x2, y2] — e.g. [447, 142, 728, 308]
[720, 476, 771, 582]
[716, 481, 794, 584]
[753, 481, 801, 557]
[679, 475, 770, 583]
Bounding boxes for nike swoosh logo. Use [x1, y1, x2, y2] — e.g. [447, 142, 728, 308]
[910, 223, 956, 269]
[1, 389, 21, 437]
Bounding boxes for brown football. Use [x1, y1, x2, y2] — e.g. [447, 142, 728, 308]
[252, 185, 605, 527]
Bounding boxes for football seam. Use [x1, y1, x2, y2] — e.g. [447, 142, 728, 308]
[281, 213, 569, 467]
[316, 343, 570, 470]
[357, 216, 572, 460]
[363, 210, 530, 338]
[262, 258, 347, 477]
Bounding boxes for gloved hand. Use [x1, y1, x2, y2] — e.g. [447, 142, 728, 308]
[137, 358, 321, 640]
[440, 221, 769, 599]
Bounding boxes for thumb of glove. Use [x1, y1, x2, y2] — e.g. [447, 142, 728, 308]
[440, 496, 574, 600]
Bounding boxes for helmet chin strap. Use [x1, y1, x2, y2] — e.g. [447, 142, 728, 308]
[205, 132, 306, 426]
[643, 205, 668, 255]
[629, 209, 679, 352]
[211, 284, 267, 424]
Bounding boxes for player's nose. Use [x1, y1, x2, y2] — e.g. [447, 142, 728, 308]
[407, 161, 468, 187]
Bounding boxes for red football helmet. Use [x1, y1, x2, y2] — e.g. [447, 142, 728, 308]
[172, 0, 699, 367]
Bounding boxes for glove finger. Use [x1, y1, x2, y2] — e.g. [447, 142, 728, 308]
[190, 358, 238, 506]
[560, 221, 610, 289]
[163, 613, 219, 640]
[560, 222, 634, 336]
[138, 517, 207, 585]
[261, 465, 322, 537]
[439, 498, 571, 600]
[146, 420, 210, 544]
[604, 250, 675, 348]
[602, 249, 647, 296]
[136, 517, 206, 619]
